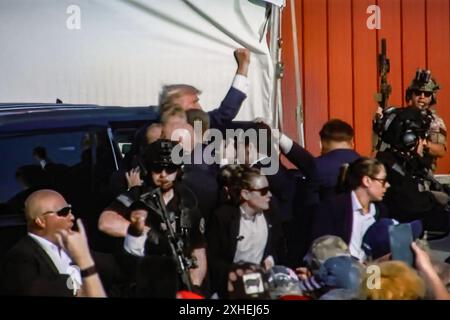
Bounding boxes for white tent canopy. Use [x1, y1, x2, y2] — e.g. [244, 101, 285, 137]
[0, 0, 275, 122]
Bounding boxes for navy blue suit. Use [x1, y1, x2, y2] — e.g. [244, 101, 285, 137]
[311, 192, 388, 245]
[207, 86, 246, 131]
[182, 144, 220, 223]
[254, 141, 317, 222]
[314, 149, 360, 202]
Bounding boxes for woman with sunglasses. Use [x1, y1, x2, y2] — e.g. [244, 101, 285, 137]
[207, 165, 283, 298]
[311, 157, 390, 262]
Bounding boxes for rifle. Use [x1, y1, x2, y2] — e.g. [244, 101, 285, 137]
[140, 188, 196, 291]
[375, 38, 392, 109]
[416, 169, 450, 195]
[372, 38, 393, 153]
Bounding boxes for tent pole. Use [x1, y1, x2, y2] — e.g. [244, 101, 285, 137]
[289, 0, 305, 147]
[269, 4, 283, 132]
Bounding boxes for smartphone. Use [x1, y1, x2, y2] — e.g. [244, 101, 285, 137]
[389, 223, 414, 266]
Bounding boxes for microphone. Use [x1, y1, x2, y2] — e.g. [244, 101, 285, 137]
[236, 235, 245, 241]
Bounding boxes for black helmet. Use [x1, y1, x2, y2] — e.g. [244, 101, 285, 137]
[405, 69, 440, 106]
[142, 139, 182, 172]
[378, 107, 431, 152]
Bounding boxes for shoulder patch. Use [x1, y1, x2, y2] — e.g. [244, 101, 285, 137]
[199, 217, 206, 235]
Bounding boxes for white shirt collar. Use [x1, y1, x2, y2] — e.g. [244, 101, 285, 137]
[234, 210, 268, 265]
[28, 232, 60, 254]
[239, 206, 262, 222]
[39, 160, 47, 169]
[349, 192, 376, 261]
[350, 191, 376, 217]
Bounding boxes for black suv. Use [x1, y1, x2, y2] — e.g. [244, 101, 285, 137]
[0, 103, 159, 254]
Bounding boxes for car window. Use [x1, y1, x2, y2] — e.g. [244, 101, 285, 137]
[0, 128, 116, 209]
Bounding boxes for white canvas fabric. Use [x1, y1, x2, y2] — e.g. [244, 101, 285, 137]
[0, 0, 274, 122]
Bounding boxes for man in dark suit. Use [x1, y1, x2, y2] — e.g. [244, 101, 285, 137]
[315, 119, 360, 202]
[0, 190, 94, 296]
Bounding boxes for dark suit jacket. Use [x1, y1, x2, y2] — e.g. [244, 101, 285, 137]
[0, 236, 72, 296]
[207, 203, 283, 298]
[311, 192, 388, 245]
[126, 85, 246, 171]
[208, 86, 246, 131]
[182, 143, 220, 223]
[254, 141, 318, 222]
[314, 149, 360, 202]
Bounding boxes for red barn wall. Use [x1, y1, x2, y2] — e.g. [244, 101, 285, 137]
[281, 0, 450, 172]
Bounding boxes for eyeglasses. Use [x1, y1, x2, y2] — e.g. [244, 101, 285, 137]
[41, 205, 72, 217]
[248, 186, 271, 196]
[412, 90, 432, 98]
[152, 164, 178, 174]
[370, 177, 388, 187]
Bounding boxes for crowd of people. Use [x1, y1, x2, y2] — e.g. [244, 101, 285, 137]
[0, 48, 449, 300]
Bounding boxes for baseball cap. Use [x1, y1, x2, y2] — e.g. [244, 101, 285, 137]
[362, 218, 423, 260]
[303, 235, 351, 273]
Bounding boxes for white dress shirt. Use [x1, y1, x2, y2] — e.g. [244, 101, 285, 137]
[124, 233, 147, 257]
[231, 74, 249, 95]
[233, 207, 269, 265]
[28, 233, 82, 294]
[349, 192, 376, 261]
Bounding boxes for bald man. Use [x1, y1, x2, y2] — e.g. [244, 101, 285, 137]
[0, 189, 83, 296]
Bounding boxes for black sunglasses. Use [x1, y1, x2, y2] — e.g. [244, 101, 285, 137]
[412, 90, 432, 98]
[248, 186, 271, 196]
[152, 164, 178, 174]
[42, 205, 72, 217]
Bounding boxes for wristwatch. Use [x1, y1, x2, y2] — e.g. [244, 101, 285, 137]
[80, 265, 97, 278]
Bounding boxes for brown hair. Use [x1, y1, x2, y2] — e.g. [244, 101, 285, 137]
[227, 165, 262, 205]
[320, 119, 354, 142]
[338, 157, 384, 191]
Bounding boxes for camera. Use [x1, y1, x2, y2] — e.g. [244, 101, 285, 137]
[374, 107, 431, 152]
[228, 262, 302, 300]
